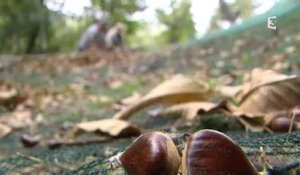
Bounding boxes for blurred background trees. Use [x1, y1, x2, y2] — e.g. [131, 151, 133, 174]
[0, 0, 50, 54]
[0, 0, 268, 54]
[156, 0, 195, 44]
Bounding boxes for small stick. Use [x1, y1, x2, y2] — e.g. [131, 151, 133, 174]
[288, 109, 296, 133]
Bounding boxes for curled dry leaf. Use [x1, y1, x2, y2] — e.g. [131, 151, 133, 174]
[0, 109, 33, 129]
[119, 92, 142, 106]
[150, 102, 219, 121]
[0, 86, 17, 99]
[233, 76, 300, 117]
[226, 69, 300, 132]
[217, 85, 242, 98]
[113, 75, 214, 120]
[0, 81, 27, 110]
[69, 119, 141, 139]
[236, 68, 288, 101]
[0, 123, 12, 139]
[113, 92, 142, 111]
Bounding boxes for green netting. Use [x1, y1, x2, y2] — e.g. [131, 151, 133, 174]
[188, 0, 300, 45]
[0, 131, 299, 174]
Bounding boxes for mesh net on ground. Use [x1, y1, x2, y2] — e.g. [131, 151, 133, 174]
[0, 131, 299, 174]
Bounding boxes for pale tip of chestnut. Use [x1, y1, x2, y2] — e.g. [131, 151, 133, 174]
[109, 152, 122, 170]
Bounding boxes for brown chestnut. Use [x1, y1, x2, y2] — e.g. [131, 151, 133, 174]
[20, 134, 39, 148]
[111, 131, 181, 175]
[182, 129, 258, 175]
[267, 117, 298, 132]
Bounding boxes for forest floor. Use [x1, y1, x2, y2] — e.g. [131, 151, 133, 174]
[0, 8, 300, 175]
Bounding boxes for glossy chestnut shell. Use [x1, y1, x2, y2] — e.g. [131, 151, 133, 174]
[119, 131, 181, 175]
[182, 129, 258, 175]
[268, 117, 297, 132]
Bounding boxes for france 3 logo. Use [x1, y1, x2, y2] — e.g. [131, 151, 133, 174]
[267, 16, 277, 30]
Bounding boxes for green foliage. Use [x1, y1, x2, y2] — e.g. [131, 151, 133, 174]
[91, 0, 146, 36]
[207, 0, 255, 33]
[0, 0, 146, 54]
[233, 0, 255, 19]
[0, 0, 50, 54]
[47, 16, 93, 52]
[156, 0, 196, 44]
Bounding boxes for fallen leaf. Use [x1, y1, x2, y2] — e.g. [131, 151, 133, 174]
[113, 92, 142, 111]
[69, 119, 141, 138]
[0, 87, 17, 99]
[149, 102, 219, 121]
[113, 75, 214, 120]
[119, 92, 142, 106]
[0, 123, 12, 139]
[0, 81, 27, 110]
[0, 109, 33, 129]
[217, 85, 242, 98]
[233, 76, 300, 117]
[237, 68, 288, 100]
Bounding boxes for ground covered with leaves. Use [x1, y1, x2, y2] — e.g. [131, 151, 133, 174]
[0, 8, 300, 175]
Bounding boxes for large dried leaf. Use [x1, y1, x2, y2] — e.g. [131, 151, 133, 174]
[150, 102, 219, 121]
[113, 92, 142, 111]
[0, 109, 33, 129]
[0, 87, 17, 99]
[234, 76, 300, 116]
[237, 68, 288, 100]
[70, 119, 141, 138]
[119, 92, 141, 106]
[217, 85, 242, 98]
[113, 75, 213, 120]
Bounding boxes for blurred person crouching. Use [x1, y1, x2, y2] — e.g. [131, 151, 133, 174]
[105, 22, 125, 49]
[77, 20, 107, 51]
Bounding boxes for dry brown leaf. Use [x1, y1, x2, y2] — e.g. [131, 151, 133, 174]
[233, 76, 300, 117]
[150, 102, 219, 121]
[70, 119, 141, 138]
[113, 75, 213, 120]
[113, 92, 142, 111]
[237, 68, 288, 100]
[225, 69, 300, 131]
[119, 92, 142, 106]
[0, 123, 12, 139]
[0, 81, 27, 110]
[217, 85, 242, 98]
[0, 87, 17, 99]
[0, 109, 33, 129]
[237, 116, 265, 132]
